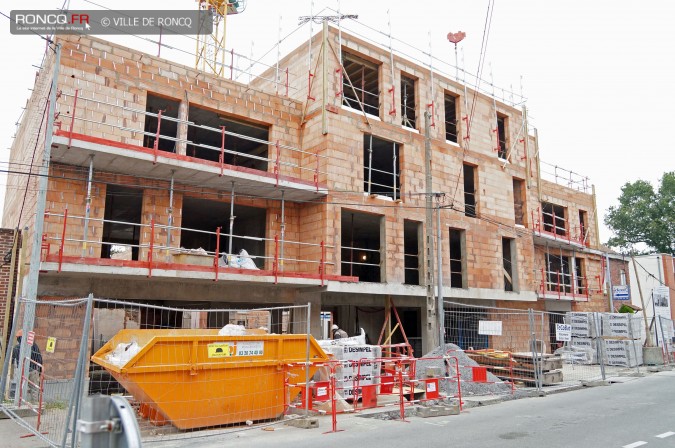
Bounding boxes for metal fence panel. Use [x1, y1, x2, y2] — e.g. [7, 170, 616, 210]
[1, 297, 313, 446]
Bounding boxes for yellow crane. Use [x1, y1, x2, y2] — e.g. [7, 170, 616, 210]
[195, 0, 246, 76]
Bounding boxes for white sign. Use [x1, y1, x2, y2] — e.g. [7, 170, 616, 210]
[236, 341, 264, 356]
[478, 320, 502, 336]
[612, 285, 630, 301]
[555, 323, 572, 342]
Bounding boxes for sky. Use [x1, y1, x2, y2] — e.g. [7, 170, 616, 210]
[1, 0, 674, 243]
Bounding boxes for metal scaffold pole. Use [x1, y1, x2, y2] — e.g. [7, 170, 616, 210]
[15, 43, 61, 405]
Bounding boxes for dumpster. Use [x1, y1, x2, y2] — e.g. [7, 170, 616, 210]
[91, 329, 328, 429]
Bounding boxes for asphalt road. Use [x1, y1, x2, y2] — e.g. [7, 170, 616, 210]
[150, 371, 675, 448]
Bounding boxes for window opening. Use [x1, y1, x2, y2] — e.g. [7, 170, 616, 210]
[186, 106, 269, 171]
[496, 114, 508, 159]
[620, 269, 626, 286]
[463, 164, 477, 217]
[144, 93, 180, 153]
[448, 228, 465, 288]
[401, 74, 416, 129]
[502, 237, 515, 292]
[180, 197, 266, 268]
[342, 52, 379, 116]
[364, 134, 400, 200]
[404, 220, 422, 285]
[341, 210, 382, 282]
[546, 254, 571, 293]
[578, 210, 588, 244]
[444, 93, 458, 143]
[512, 178, 525, 226]
[101, 185, 143, 261]
[542, 202, 566, 236]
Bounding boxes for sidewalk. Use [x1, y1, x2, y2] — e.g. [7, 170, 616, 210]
[0, 368, 666, 448]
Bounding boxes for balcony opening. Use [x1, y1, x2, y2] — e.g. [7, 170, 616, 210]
[143, 93, 180, 153]
[574, 257, 585, 294]
[186, 106, 269, 171]
[404, 220, 422, 285]
[502, 237, 516, 292]
[180, 197, 266, 269]
[101, 185, 143, 261]
[448, 228, 466, 288]
[496, 114, 508, 160]
[341, 210, 382, 282]
[463, 164, 477, 217]
[364, 134, 400, 200]
[401, 74, 416, 129]
[342, 52, 379, 117]
[542, 202, 567, 236]
[546, 253, 571, 293]
[444, 92, 458, 143]
[512, 178, 526, 226]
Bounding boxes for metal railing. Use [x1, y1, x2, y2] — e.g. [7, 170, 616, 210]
[42, 210, 336, 285]
[58, 90, 330, 191]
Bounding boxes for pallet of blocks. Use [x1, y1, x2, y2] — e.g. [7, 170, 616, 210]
[466, 350, 564, 386]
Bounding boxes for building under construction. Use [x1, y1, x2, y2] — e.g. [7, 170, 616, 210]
[2, 18, 611, 358]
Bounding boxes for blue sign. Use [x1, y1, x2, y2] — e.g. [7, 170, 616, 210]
[613, 285, 630, 301]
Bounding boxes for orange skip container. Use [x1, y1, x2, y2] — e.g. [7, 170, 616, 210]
[91, 329, 328, 429]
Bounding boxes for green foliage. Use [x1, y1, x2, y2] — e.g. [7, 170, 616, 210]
[604, 171, 675, 254]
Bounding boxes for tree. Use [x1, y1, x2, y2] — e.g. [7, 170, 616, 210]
[604, 171, 675, 254]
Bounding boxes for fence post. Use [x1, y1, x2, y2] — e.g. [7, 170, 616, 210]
[528, 309, 542, 392]
[628, 314, 641, 375]
[658, 316, 668, 365]
[62, 293, 94, 448]
[594, 312, 606, 381]
[0, 295, 23, 400]
[304, 302, 311, 417]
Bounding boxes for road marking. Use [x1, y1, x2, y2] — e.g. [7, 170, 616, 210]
[655, 432, 675, 439]
[623, 442, 648, 448]
[423, 420, 449, 427]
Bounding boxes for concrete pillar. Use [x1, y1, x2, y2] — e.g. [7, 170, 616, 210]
[175, 92, 188, 156]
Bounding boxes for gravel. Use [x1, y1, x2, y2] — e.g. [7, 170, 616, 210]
[417, 343, 513, 396]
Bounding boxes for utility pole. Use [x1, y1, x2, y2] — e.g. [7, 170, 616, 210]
[424, 111, 437, 349]
[631, 256, 654, 347]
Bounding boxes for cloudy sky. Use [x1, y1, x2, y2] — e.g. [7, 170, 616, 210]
[1, 0, 674, 242]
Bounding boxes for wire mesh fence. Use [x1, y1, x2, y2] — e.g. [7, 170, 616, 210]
[3, 296, 673, 444]
[658, 316, 675, 365]
[1, 297, 315, 446]
[443, 303, 547, 394]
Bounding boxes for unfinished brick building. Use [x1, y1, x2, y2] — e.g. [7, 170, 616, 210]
[3, 25, 610, 356]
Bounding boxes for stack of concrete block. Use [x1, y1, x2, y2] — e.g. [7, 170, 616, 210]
[601, 313, 644, 340]
[322, 344, 382, 399]
[568, 312, 600, 338]
[566, 312, 600, 364]
[601, 313, 645, 367]
[602, 339, 643, 367]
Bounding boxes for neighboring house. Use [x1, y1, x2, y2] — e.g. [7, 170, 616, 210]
[628, 254, 674, 342]
[3, 26, 610, 365]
